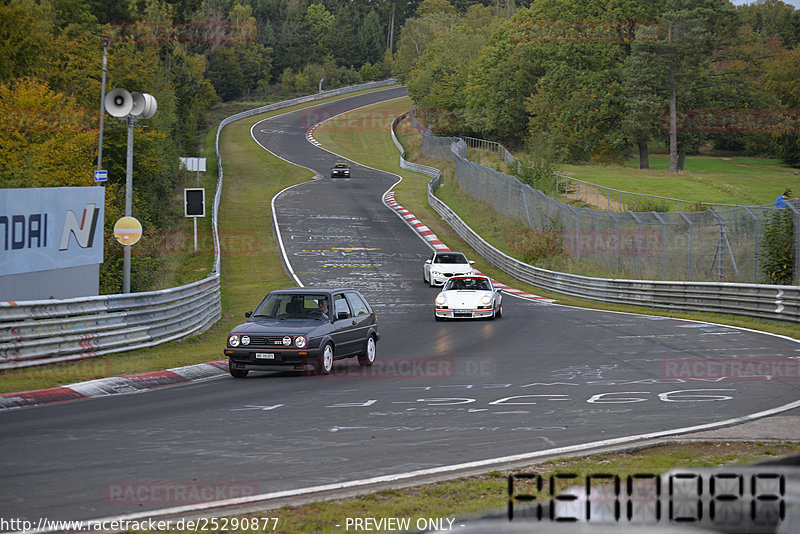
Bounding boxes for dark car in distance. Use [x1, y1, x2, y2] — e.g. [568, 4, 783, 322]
[225, 288, 379, 377]
[330, 162, 351, 178]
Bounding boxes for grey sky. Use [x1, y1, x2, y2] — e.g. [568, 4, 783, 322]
[730, 0, 800, 8]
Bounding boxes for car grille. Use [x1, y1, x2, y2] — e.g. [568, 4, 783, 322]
[245, 336, 288, 346]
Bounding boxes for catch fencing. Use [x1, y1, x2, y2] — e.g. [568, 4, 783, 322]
[393, 113, 800, 323]
[408, 110, 800, 285]
[0, 80, 398, 370]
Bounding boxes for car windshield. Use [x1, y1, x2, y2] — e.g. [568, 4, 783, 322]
[252, 294, 329, 320]
[334, 164, 348, 168]
[434, 253, 468, 264]
[445, 278, 491, 291]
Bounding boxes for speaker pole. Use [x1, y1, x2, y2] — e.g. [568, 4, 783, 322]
[123, 116, 134, 294]
[97, 37, 108, 173]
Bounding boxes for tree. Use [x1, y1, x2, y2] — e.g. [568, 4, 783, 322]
[358, 10, 385, 66]
[0, 0, 54, 83]
[0, 78, 98, 188]
[205, 46, 244, 100]
[394, 11, 459, 81]
[416, 0, 457, 17]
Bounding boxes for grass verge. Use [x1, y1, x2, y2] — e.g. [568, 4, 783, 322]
[133, 441, 799, 533]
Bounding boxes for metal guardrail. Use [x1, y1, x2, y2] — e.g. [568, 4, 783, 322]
[392, 114, 800, 323]
[0, 80, 399, 370]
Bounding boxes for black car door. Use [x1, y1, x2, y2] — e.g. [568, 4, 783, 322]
[331, 293, 358, 355]
[345, 291, 372, 349]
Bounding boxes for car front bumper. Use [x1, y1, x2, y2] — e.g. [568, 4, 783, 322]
[435, 308, 494, 319]
[225, 347, 322, 370]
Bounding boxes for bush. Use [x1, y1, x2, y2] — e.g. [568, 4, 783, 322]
[508, 218, 564, 263]
[632, 196, 671, 212]
[760, 209, 795, 285]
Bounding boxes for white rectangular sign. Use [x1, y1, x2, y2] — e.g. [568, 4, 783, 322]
[179, 157, 207, 172]
[0, 187, 105, 277]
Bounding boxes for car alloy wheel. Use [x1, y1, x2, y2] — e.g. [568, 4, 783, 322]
[496, 303, 503, 319]
[317, 343, 334, 375]
[358, 336, 376, 367]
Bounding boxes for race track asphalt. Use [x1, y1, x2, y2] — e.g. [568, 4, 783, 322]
[1, 87, 799, 525]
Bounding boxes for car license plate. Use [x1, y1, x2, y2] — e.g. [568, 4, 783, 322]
[454, 309, 471, 313]
[255, 353, 275, 359]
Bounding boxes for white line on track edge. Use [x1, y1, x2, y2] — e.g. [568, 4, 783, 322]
[63, 91, 795, 534]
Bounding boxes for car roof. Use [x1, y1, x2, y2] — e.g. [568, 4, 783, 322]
[333, 162, 349, 166]
[448, 275, 490, 281]
[269, 287, 359, 295]
[435, 251, 466, 256]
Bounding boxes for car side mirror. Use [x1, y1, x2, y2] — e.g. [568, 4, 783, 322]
[469, 260, 475, 264]
[425, 259, 431, 264]
[337, 311, 349, 321]
[244, 311, 252, 318]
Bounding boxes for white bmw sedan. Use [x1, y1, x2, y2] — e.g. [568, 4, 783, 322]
[434, 275, 503, 321]
[423, 251, 475, 287]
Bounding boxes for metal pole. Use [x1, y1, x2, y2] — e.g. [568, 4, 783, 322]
[97, 38, 108, 171]
[652, 212, 667, 279]
[193, 216, 198, 251]
[123, 116, 134, 293]
[679, 212, 694, 280]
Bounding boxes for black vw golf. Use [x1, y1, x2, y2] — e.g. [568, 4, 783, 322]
[224, 288, 379, 377]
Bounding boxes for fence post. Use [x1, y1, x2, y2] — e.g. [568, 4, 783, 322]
[652, 212, 667, 279]
[743, 206, 759, 283]
[609, 211, 620, 270]
[566, 205, 581, 262]
[679, 212, 694, 280]
[629, 211, 643, 276]
[787, 202, 800, 286]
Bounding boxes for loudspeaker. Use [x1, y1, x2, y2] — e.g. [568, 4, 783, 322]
[130, 92, 146, 117]
[130, 92, 158, 119]
[140, 93, 157, 120]
[104, 88, 133, 118]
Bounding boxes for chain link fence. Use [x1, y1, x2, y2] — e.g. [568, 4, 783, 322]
[408, 110, 799, 284]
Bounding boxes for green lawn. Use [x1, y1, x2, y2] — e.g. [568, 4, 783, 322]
[560, 154, 800, 207]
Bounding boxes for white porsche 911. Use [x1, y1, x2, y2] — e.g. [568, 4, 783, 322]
[434, 275, 503, 321]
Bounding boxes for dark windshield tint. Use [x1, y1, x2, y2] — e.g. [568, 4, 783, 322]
[435, 253, 468, 264]
[252, 294, 328, 319]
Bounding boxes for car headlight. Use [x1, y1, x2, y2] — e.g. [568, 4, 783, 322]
[282, 336, 292, 346]
[228, 335, 240, 347]
[295, 336, 307, 348]
[435, 294, 446, 306]
[241, 336, 250, 345]
[481, 295, 492, 305]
